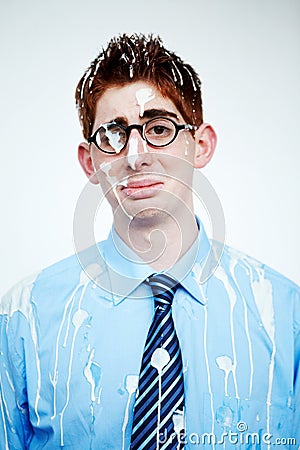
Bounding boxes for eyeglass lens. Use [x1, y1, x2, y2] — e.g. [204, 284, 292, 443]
[95, 118, 177, 154]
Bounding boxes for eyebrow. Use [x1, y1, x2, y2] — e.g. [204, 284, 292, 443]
[142, 109, 180, 120]
[108, 109, 180, 125]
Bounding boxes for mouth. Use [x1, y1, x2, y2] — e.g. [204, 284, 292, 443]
[119, 178, 165, 199]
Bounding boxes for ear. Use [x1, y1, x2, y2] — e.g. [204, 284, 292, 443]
[78, 142, 100, 185]
[193, 123, 217, 169]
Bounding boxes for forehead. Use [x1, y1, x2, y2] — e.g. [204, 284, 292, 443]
[94, 81, 182, 124]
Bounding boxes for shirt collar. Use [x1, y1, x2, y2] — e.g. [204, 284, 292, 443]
[101, 216, 210, 305]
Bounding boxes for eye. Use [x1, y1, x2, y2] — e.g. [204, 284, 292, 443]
[146, 119, 174, 138]
[152, 125, 169, 135]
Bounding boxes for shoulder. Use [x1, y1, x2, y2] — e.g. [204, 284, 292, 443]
[211, 242, 300, 335]
[211, 241, 300, 310]
[1, 271, 39, 318]
[1, 244, 108, 316]
[215, 241, 299, 292]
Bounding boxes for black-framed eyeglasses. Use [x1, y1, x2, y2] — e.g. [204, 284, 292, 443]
[87, 117, 198, 155]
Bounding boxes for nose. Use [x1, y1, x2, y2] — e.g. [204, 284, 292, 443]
[125, 124, 144, 142]
[126, 129, 153, 171]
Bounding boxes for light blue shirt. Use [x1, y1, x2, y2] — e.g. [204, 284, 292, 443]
[1, 223, 299, 449]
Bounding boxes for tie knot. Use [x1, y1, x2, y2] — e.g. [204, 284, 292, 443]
[146, 273, 179, 308]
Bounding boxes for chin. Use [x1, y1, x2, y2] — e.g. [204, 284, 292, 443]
[130, 207, 169, 225]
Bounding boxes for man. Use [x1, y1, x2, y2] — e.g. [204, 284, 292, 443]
[1, 33, 299, 449]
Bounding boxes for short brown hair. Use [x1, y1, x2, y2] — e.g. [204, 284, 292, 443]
[75, 33, 203, 140]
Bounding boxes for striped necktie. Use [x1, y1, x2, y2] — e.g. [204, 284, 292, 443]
[130, 273, 185, 450]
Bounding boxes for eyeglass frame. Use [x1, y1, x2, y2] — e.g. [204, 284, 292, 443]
[87, 116, 198, 154]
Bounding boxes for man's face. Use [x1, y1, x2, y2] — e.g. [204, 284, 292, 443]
[79, 81, 208, 224]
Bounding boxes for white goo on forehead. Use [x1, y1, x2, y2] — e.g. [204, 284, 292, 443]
[135, 88, 155, 117]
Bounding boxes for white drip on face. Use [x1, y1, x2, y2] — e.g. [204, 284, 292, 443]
[117, 177, 129, 187]
[127, 137, 139, 170]
[142, 140, 148, 153]
[97, 161, 132, 219]
[184, 137, 190, 157]
[98, 161, 118, 186]
[98, 161, 127, 188]
[113, 185, 133, 220]
[135, 87, 155, 117]
[92, 153, 133, 219]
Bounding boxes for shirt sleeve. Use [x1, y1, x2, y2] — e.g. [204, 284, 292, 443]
[0, 283, 35, 449]
[293, 285, 300, 439]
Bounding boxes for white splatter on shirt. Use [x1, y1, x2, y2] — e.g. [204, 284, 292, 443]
[0, 221, 299, 449]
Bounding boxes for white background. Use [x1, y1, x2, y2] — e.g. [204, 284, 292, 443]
[1, 0, 299, 296]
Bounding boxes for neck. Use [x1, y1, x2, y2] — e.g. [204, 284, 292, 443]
[113, 209, 198, 272]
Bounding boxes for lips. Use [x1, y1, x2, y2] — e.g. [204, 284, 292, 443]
[120, 178, 164, 198]
[126, 179, 162, 189]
